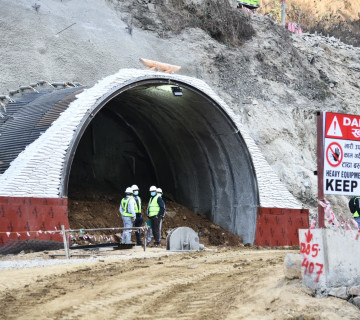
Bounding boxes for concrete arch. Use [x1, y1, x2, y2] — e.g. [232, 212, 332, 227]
[0, 69, 302, 244]
[61, 78, 259, 242]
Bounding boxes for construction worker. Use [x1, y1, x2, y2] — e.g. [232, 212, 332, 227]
[236, 0, 260, 10]
[147, 185, 165, 246]
[131, 184, 143, 245]
[157, 187, 166, 243]
[146, 188, 165, 245]
[349, 196, 360, 228]
[119, 187, 136, 244]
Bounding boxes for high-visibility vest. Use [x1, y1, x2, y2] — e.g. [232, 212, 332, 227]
[237, 0, 259, 6]
[121, 196, 134, 217]
[354, 197, 360, 218]
[134, 196, 142, 214]
[148, 195, 160, 217]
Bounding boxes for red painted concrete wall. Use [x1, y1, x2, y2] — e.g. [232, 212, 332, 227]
[0, 197, 69, 246]
[255, 207, 309, 246]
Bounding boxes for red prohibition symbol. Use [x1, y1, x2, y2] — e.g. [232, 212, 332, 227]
[326, 142, 343, 167]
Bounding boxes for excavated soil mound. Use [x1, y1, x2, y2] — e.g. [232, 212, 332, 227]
[68, 194, 242, 247]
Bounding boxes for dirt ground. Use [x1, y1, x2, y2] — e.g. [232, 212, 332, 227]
[1, 247, 360, 320]
[68, 196, 242, 247]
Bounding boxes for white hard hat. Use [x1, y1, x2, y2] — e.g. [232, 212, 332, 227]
[156, 188, 162, 194]
[125, 187, 133, 194]
[131, 184, 139, 191]
[149, 185, 157, 192]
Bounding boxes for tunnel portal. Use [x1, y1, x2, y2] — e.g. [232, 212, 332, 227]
[1, 70, 303, 246]
[67, 81, 259, 243]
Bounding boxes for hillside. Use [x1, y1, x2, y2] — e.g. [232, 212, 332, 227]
[1, 0, 360, 218]
[261, 0, 360, 46]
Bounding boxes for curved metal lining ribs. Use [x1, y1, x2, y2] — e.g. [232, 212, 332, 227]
[62, 77, 260, 242]
[0, 87, 84, 174]
[0, 70, 302, 244]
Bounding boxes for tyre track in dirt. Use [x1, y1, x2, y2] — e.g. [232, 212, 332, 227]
[0, 250, 282, 320]
[56, 263, 236, 319]
[1, 249, 360, 320]
[130, 253, 280, 320]
[53, 252, 268, 320]
[134, 267, 259, 320]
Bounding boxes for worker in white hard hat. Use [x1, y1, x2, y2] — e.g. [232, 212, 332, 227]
[119, 187, 136, 244]
[146, 186, 156, 245]
[131, 184, 143, 246]
[156, 187, 166, 244]
[147, 185, 165, 246]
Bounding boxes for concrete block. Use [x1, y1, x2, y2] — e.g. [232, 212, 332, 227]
[284, 253, 302, 279]
[166, 227, 199, 251]
[328, 287, 348, 300]
[299, 229, 360, 291]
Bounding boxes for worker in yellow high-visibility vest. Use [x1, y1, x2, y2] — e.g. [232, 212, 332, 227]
[131, 184, 143, 246]
[350, 196, 360, 228]
[156, 187, 166, 244]
[119, 187, 136, 244]
[147, 185, 165, 246]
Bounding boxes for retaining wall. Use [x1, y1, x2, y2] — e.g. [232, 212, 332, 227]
[255, 207, 309, 246]
[0, 197, 68, 246]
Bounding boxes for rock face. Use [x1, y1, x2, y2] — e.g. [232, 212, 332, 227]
[1, 0, 359, 217]
[349, 285, 360, 296]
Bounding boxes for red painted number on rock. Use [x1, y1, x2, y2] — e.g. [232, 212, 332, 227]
[311, 244, 319, 257]
[300, 242, 320, 257]
[315, 263, 324, 282]
[300, 242, 311, 255]
[302, 257, 324, 282]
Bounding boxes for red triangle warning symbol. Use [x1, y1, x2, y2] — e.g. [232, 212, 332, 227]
[327, 116, 343, 137]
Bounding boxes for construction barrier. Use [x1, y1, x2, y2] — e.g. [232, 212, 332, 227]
[255, 207, 309, 246]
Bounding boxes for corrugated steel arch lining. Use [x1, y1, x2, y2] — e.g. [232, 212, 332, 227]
[60, 77, 259, 203]
[0, 87, 84, 174]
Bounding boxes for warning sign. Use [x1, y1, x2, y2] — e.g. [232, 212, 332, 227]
[323, 112, 360, 195]
[326, 116, 343, 137]
[326, 142, 343, 167]
[325, 112, 360, 141]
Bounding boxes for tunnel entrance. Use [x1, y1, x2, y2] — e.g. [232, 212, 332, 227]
[67, 80, 259, 243]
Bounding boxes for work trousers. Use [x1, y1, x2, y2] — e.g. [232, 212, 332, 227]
[147, 227, 152, 244]
[145, 223, 161, 244]
[133, 214, 143, 244]
[150, 215, 161, 245]
[355, 217, 360, 229]
[122, 216, 133, 244]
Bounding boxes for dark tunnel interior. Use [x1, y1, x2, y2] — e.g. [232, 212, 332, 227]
[67, 82, 259, 243]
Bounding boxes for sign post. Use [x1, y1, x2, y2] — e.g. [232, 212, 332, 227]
[281, 0, 286, 28]
[317, 112, 325, 227]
